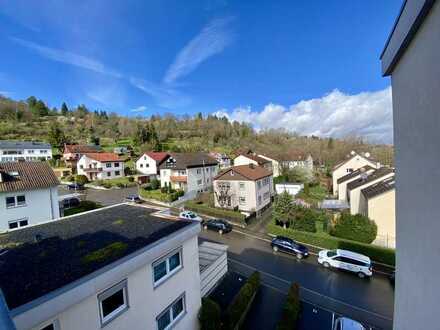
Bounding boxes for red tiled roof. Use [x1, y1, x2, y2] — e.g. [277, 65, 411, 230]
[85, 153, 121, 162]
[144, 152, 169, 162]
[63, 144, 101, 154]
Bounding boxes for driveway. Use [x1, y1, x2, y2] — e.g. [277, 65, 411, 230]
[58, 185, 139, 206]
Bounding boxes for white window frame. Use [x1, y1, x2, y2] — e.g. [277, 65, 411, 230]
[152, 248, 183, 287]
[98, 280, 129, 327]
[239, 197, 246, 205]
[106, 163, 112, 168]
[197, 179, 203, 186]
[156, 293, 186, 330]
[8, 218, 29, 230]
[239, 182, 245, 190]
[5, 195, 26, 208]
[37, 319, 60, 330]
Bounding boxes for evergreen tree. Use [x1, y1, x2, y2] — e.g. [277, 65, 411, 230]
[61, 102, 69, 116]
[272, 191, 294, 227]
[48, 122, 67, 152]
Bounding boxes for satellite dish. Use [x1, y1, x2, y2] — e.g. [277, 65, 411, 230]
[364, 152, 370, 158]
[350, 150, 356, 156]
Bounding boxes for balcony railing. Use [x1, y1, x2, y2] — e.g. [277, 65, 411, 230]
[170, 176, 187, 183]
[83, 167, 103, 172]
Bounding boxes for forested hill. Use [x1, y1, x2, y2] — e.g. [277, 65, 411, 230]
[0, 95, 393, 166]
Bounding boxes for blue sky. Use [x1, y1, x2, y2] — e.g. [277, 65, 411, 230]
[0, 0, 401, 142]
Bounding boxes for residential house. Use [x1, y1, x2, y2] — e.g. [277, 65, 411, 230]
[359, 177, 396, 248]
[135, 152, 169, 178]
[332, 151, 381, 196]
[159, 153, 218, 194]
[213, 164, 273, 217]
[381, 2, 440, 327]
[336, 165, 376, 201]
[62, 144, 102, 169]
[0, 204, 202, 330]
[233, 154, 273, 174]
[0, 141, 52, 162]
[0, 162, 60, 232]
[209, 152, 231, 169]
[275, 183, 303, 197]
[277, 150, 314, 173]
[77, 153, 124, 181]
[113, 146, 128, 155]
[346, 167, 395, 215]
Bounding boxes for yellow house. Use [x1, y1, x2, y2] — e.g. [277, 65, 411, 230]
[359, 177, 396, 248]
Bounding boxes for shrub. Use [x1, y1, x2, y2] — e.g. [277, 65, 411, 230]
[150, 178, 160, 190]
[303, 182, 310, 195]
[116, 182, 126, 188]
[127, 176, 135, 182]
[330, 212, 377, 244]
[102, 182, 112, 189]
[277, 283, 301, 330]
[75, 174, 88, 185]
[272, 191, 294, 226]
[224, 272, 260, 330]
[199, 298, 222, 330]
[185, 201, 247, 225]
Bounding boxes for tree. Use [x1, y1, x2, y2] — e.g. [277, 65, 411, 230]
[272, 191, 294, 227]
[75, 175, 89, 185]
[330, 212, 377, 243]
[61, 102, 69, 116]
[198, 298, 221, 330]
[48, 122, 67, 152]
[276, 283, 300, 330]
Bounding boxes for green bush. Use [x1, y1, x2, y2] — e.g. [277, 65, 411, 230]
[63, 200, 102, 216]
[277, 283, 301, 330]
[268, 222, 395, 266]
[150, 178, 160, 190]
[224, 272, 260, 330]
[330, 212, 377, 244]
[75, 174, 88, 185]
[185, 201, 247, 225]
[199, 298, 222, 330]
[128, 176, 135, 182]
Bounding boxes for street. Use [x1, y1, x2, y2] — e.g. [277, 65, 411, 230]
[58, 185, 139, 206]
[199, 229, 394, 329]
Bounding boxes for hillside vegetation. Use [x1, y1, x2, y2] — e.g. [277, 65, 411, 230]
[0, 95, 393, 166]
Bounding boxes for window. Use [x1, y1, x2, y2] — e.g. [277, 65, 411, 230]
[28, 150, 34, 154]
[146, 163, 150, 168]
[17, 195, 26, 206]
[115, 171, 120, 176]
[239, 197, 246, 205]
[206, 168, 209, 173]
[114, 162, 120, 167]
[257, 181, 262, 189]
[98, 280, 129, 326]
[140, 164, 144, 168]
[153, 249, 182, 286]
[5, 195, 25, 208]
[107, 172, 111, 177]
[106, 163, 112, 168]
[196, 169, 201, 174]
[156, 294, 186, 330]
[6, 196, 15, 208]
[8, 218, 28, 230]
[239, 182, 245, 190]
[258, 195, 262, 205]
[263, 192, 270, 200]
[38, 320, 60, 330]
[197, 179, 202, 185]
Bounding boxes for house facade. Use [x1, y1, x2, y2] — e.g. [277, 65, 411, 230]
[77, 153, 124, 181]
[62, 144, 102, 169]
[159, 153, 218, 194]
[213, 164, 273, 217]
[278, 151, 314, 174]
[0, 141, 52, 162]
[336, 165, 375, 201]
[0, 162, 60, 232]
[135, 152, 169, 178]
[1, 204, 202, 330]
[332, 151, 381, 196]
[359, 177, 396, 248]
[209, 152, 231, 169]
[233, 154, 273, 174]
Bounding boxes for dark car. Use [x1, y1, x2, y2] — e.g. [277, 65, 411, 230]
[125, 194, 142, 203]
[67, 183, 85, 190]
[62, 197, 81, 209]
[271, 236, 309, 259]
[202, 219, 233, 234]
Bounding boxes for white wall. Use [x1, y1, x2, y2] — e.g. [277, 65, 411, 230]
[0, 187, 60, 232]
[0, 148, 52, 161]
[77, 156, 124, 180]
[338, 168, 376, 201]
[135, 154, 158, 176]
[161, 165, 218, 194]
[233, 155, 258, 167]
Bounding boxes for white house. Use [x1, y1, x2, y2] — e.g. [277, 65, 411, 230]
[135, 152, 169, 178]
[209, 152, 231, 169]
[213, 164, 273, 217]
[159, 153, 218, 195]
[0, 141, 52, 162]
[77, 153, 124, 181]
[0, 161, 60, 232]
[336, 165, 376, 201]
[62, 144, 102, 169]
[233, 154, 273, 174]
[275, 183, 304, 197]
[0, 204, 203, 330]
[332, 151, 381, 196]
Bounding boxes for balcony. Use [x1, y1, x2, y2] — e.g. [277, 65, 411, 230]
[83, 167, 103, 172]
[170, 175, 187, 183]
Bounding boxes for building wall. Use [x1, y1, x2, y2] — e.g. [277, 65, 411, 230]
[338, 168, 376, 201]
[332, 156, 379, 196]
[161, 166, 218, 194]
[0, 187, 59, 232]
[233, 155, 258, 167]
[135, 155, 158, 176]
[0, 148, 52, 162]
[15, 233, 201, 330]
[368, 190, 396, 248]
[77, 156, 124, 180]
[257, 155, 280, 177]
[386, 2, 440, 329]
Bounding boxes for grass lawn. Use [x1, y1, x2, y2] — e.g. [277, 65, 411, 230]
[90, 176, 137, 188]
[64, 201, 102, 216]
[296, 184, 328, 206]
[139, 189, 180, 202]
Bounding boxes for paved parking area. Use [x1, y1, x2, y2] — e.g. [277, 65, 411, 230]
[58, 185, 138, 206]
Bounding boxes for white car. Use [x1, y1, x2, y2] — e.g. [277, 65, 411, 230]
[318, 249, 372, 278]
[333, 317, 366, 330]
[179, 211, 203, 222]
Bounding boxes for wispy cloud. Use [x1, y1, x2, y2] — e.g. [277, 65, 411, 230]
[214, 87, 393, 143]
[10, 37, 122, 78]
[163, 17, 234, 84]
[130, 105, 147, 113]
[0, 91, 12, 97]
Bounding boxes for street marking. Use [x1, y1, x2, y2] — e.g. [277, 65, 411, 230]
[228, 258, 393, 322]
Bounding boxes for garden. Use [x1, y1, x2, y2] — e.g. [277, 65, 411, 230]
[63, 200, 102, 217]
[139, 179, 184, 203]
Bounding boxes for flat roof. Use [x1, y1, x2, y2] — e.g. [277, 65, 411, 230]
[320, 199, 349, 210]
[0, 140, 51, 150]
[198, 241, 228, 273]
[0, 204, 193, 310]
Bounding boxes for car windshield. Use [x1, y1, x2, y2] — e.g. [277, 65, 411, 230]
[327, 250, 337, 257]
[188, 213, 196, 218]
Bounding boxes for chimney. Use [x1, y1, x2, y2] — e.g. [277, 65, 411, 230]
[249, 163, 255, 169]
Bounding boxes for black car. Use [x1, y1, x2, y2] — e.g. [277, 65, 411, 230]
[67, 183, 85, 190]
[271, 236, 309, 259]
[202, 219, 233, 234]
[125, 194, 142, 203]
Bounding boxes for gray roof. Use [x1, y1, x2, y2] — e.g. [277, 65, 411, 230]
[198, 241, 228, 273]
[0, 141, 51, 150]
[362, 177, 396, 199]
[320, 199, 349, 210]
[0, 162, 59, 192]
[346, 167, 395, 191]
[0, 204, 193, 310]
[159, 152, 218, 170]
[337, 165, 375, 184]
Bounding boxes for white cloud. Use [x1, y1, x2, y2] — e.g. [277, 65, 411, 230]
[11, 37, 122, 78]
[0, 91, 12, 97]
[163, 17, 234, 84]
[130, 105, 147, 113]
[214, 87, 393, 143]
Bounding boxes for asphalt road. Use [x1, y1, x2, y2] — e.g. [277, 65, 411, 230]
[199, 229, 394, 329]
[58, 185, 139, 206]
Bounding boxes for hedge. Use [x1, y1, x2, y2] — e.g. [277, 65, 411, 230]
[268, 222, 395, 266]
[185, 201, 247, 226]
[199, 298, 222, 330]
[276, 283, 301, 330]
[330, 212, 377, 244]
[224, 271, 260, 330]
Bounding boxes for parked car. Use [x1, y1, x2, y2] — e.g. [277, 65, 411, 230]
[67, 183, 85, 191]
[125, 194, 142, 203]
[61, 197, 81, 209]
[202, 219, 232, 234]
[333, 317, 366, 330]
[271, 236, 309, 259]
[318, 249, 372, 278]
[179, 211, 203, 222]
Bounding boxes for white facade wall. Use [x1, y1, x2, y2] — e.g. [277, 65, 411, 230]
[160, 165, 218, 194]
[280, 155, 314, 173]
[135, 155, 159, 176]
[77, 156, 124, 181]
[0, 187, 59, 232]
[0, 148, 52, 162]
[233, 155, 258, 167]
[257, 155, 280, 177]
[338, 168, 376, 201]
[13, 232, 201, 330]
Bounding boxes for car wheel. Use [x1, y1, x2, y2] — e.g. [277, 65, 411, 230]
[203, 225, 208, 230]
[296, 253, 303, 260]
[272, 246, 278, 252]
[218, 229, 223, 235]
[323, 262, 330, 268]
[357, 272, 366, 279]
